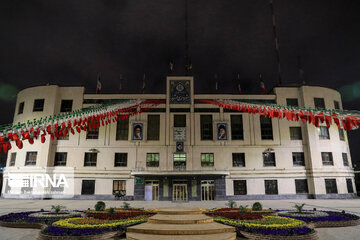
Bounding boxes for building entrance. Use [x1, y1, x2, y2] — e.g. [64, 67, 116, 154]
[172, 180, 187, 201]
[201, 180, 215, 201]
[145, 180, 159, 201]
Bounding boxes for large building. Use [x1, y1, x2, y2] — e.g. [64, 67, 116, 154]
[1, 76, 357, 200]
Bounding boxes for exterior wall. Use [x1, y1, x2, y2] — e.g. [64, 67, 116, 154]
[1, 81, 357, 200]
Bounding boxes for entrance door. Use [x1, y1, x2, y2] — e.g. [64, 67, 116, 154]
[201, 180, 215, 201]
[145, 180, 159, 201]
[173, 180, 187, 201]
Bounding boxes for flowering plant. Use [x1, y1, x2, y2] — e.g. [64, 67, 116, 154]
[277, 210, 360, 223]
[43, 226, 110, 236]
[0, 211, 41, 223]
[215, 216, 305, 229]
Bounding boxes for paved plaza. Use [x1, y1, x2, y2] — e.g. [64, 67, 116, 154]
[0, 198, 359, 239]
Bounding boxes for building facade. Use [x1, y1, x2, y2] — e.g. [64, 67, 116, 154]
[1, 76, 357, 200]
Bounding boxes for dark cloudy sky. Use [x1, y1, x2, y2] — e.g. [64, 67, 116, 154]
[0, 0, 359, 166]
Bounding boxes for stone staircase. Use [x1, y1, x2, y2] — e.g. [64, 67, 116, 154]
[126, 207, 236, 240]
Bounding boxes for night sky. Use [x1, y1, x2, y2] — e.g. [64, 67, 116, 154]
[0, 0, 359, 166]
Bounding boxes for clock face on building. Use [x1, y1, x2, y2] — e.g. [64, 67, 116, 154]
[170, 80, 190, 104]
[173, 127, 186, 141]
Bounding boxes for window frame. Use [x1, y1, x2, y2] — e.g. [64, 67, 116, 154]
[314, 98, 325, 109]
[18, 102, 24, 114]
[116, 119, 129, 141]
[113, 180, 126, 195]
[200, 115, 213, 140]
[286, 98, 299, 107]
[230, 115, 244, 140]
[60, 100, 73, 112]
[173, 153, 186, 169]
[346, 179, 354, 193]
[146, 153, 160, 167]
[25, 152, 37, 166]
[295, 179, 309, 194]
[289, 127, 302, 140]
[174, 114, 186, 127]
[147, 115, 160, 141]
[318, 126, 330, 140]
[114, 153, 128, 167]
[265, 180, 278, 195]
[338, 129, 345, 141]
[33, 99, 45, 112]
[325, 179, 338, 194]
[86, 120, 99, 139]
[342, 153, 349, 166]
[263, 152, 276, 167]
[9, 152, 16, 166]
[260, 116, 273, 140]
[84, 152, 97, 167]
[232, 153, 245, 167]
[201, 153, 214, 167]
[321, 152, 334, 166]
[233, 180, 247, 195]
[81, 180, 95, 195]
[54, 152, 67, 166]
[292, 152, 305, 167]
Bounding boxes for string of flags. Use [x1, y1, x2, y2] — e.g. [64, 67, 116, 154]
[0, 99, 164, 152]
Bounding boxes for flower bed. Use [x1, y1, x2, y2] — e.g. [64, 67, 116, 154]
[205, 208, 275, 215]
[29, 211, 82, 220]
[278, 210, 329, 218]
[91, 211, 154, 220]
[0, 211, 42, 224]
[215, 216, 305, 229]
[206, 211, 262, 220]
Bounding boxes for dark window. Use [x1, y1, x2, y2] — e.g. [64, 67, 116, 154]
[318, 126, 330, 140]
[339, 129, 345, 141]
[286, 98, 299, 107]
[114, 153, 127, 167]
[173, 153, 186, 170]
[334, 101, 340, 110]
[25, 152, 37, 166]
[9, 153, 16, 166]
[295, 179, 309, 194]
[147, 115, 160, 140]
[60, 100, 73, 112]
[325, 179, 338, 194]
[18, 102, 24, 114]
[263, 152, 276, 167]
[322, 152, 334, 166]
[201, 153, 214, 167]
[116, 119, 129, 140]
[113, 180, 126, 195]
[346, 179, 354, 193]
[33, 99, 45, 112]
[231, 115, 244, 140]
[174, 115, 186, 127]
[200, 115, 213, 140]
[293, 152, 305, 166]
[86, 120, 99, 139]
[232, 153, 245, 167]
[54, 152, 67, 166]
[290, 127, 302, 140]
[146, 153, 159, 167]
[265, 180, 278, 195]
[260, 116, 273, 140]
[342, 153, 349, 166]
[234, 180, 247, 195]
[84, 153, 97, 166]
[81, 180, 95, 195]
[314, 98, 325, 109]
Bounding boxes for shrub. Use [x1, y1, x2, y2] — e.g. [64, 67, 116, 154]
[225, 200, 237, 209]
[95, 201, 106, 211]
[294, 203, 306, 213]
[239, 205, 248, 214]
[51, 205, 65, 214]
[108, 207, 116, 215]
[252, 202, 263, 211]
[122, 202, 130, 209]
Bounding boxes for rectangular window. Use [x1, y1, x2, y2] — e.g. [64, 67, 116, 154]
[290, 127, 302, 140]
[146, 153, 159, 167]
[9, 152, 16, 166]
[295, 179, 309, 194]
[234, 180, 247, 195]
[325, 179, 338, 194]
[113, 180, 126, 195]
[342, 153, 349, 166]
[286, 98, 299, 107]
[232, 153, 245, 167]
[314, 98, 325, 109]
[346, 179, 354, 193]
[116, 119, 129, 140]
[263, 152, 276, 167]
[174, 115, 186, 127]
[147, 115, 160, 140]
[18, 102, 24, 114]
[318, 126, 330, 140]
[339, 129, 345, 141]
[260, 116, 273, 140]
[321, 152, 334, 166]
[265, 180, 278, 195]
[54, 152, 67, 166]
[60, 100, 73, 112]
[86, 120, 99, 139]
[25, 152, 37, 166]
[201, 153, 214, 167]
[173, 153, 186, 170]
[114, 153, 127, 167]
[84, 153, 97, 166]
[231, 115, 244, 140]
[293, 152, 305, 166]
[334, 101, 340, 110]
[81, 180, 95, 195]
[33, 99, 45, 112]
[200, 115, 213, 140]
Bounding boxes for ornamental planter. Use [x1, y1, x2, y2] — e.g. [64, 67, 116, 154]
[37, 230, 122, 240]
[0, 220, 46, 229]
[308, 218, 360, 228]
[239, 230, 319, 240]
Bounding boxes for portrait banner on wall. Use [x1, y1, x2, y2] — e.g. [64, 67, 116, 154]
[176, 141, 184, 152]
[132, 122, 144, 140]
[216, 122, 228, 140]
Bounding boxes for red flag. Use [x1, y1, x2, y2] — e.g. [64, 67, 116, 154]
[169, 61, 174, 73]
[259, 74, 266, 93]
[96, 74, 102, 94]
[141, 73, 146, 93]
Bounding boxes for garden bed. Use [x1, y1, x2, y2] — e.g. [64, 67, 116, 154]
[205, 208, 276, 216]
[0, 211, 45, 228]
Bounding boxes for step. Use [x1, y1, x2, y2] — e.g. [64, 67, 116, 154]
[126, 232, 237, 240]
[148, 214, 213, 224]
[157, 207, 202, 215]
[126, 222, 235, 235]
